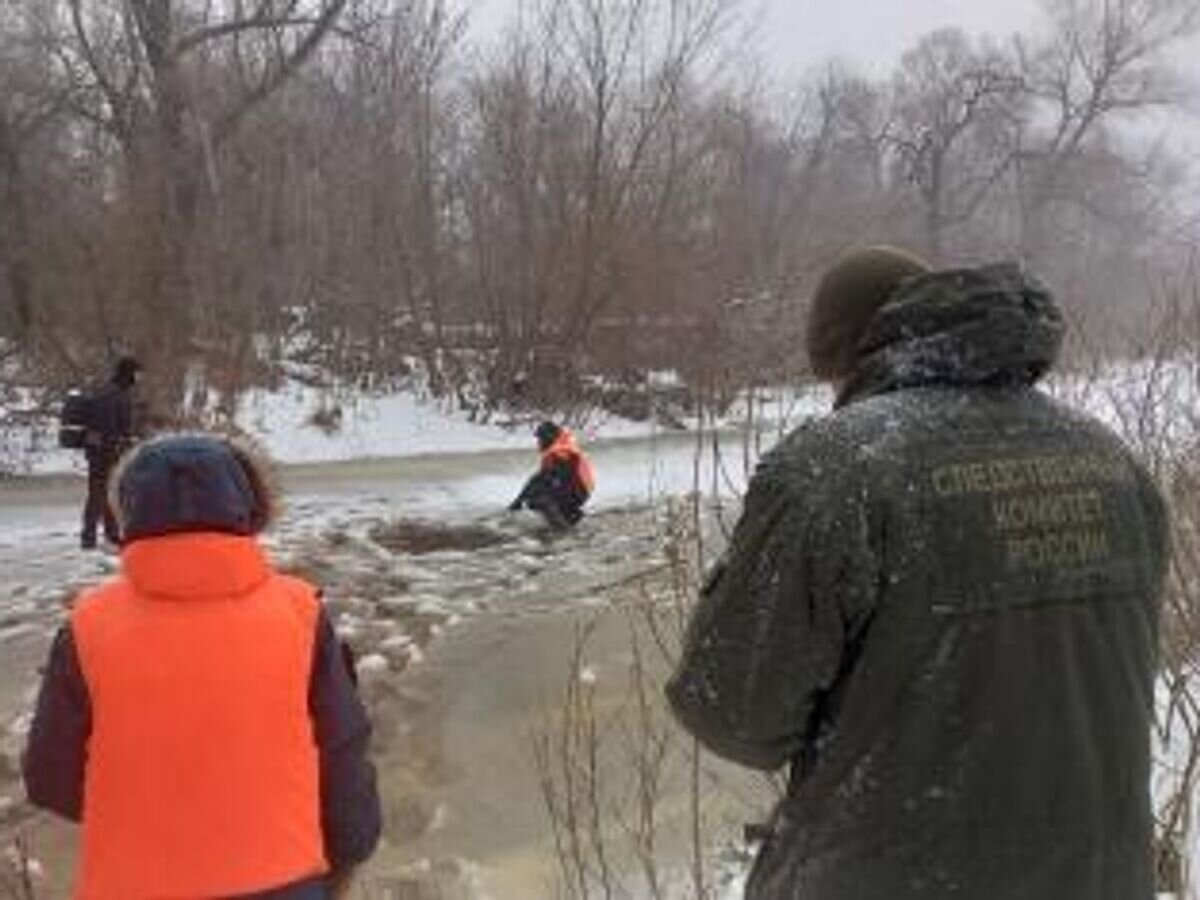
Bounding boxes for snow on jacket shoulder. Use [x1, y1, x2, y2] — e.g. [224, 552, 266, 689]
[667, 265, 1170, 900]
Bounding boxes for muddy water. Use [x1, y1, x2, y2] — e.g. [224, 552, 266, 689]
[0, 431, 729, 717]
[365, 593, 771, 899]
[0, 435, 767, 897]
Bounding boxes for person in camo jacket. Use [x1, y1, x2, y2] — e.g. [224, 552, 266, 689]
[24, 433, 381, 900]
[667, 247, 1170, 900]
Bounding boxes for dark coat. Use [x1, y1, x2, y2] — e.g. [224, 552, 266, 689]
[512, 449, 591, 526]
[23, 607, 380, 899]
[667, 265, 1169, 900]
[84, 380, 135, 453]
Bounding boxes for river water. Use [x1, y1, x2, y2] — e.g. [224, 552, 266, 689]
[0, 431, 766, 898]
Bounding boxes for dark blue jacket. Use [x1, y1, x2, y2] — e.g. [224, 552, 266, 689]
[84, 380, 136, 452]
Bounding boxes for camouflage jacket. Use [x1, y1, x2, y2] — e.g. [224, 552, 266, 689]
[667, 265, 1169, 900]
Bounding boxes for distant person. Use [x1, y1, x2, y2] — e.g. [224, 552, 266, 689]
[666, 248, 1169, 899]
[509, 420, 595, 529]
[79, 355, 141, 549]
[24, 434, 381, 899]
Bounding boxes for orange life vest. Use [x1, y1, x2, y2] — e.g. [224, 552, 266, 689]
[69, 533, 327, 899]
[541, 428, 596, 495]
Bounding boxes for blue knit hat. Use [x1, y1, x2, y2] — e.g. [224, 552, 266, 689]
[113, 434, 272, 543]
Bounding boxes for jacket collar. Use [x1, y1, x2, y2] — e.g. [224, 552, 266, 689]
[120, 533, 271, 600]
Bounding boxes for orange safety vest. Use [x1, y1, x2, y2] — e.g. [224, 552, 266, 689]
[541, 428, 596, 494]
[70, 533, 327, 899]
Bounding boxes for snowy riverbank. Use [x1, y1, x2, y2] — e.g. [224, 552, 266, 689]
[0, 377, 834, 478]
[4, 354, 1198, 480]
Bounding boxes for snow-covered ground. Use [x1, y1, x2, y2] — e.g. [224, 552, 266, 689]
[1046, 356, 1200, 458]
[0, 376, 833, 476]
[5, 355, 1197, 477]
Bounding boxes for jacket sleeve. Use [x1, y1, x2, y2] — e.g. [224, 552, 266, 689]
[309, 608, 382, 870]
[665, 435, 878, 771]
[511, 471, 544, 508]
[23, 626, 92, 821]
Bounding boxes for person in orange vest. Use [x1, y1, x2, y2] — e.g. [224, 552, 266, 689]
[508, 420, 595, 529]
[23, 433, 381, 900]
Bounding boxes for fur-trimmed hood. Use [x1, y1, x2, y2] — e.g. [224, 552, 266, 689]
[109, 433, 281, 543]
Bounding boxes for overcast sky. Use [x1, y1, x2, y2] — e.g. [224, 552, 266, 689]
[464, 0, 1200, 153]
[746, 0, 1043, 76]
[466, 0, 1047, 77]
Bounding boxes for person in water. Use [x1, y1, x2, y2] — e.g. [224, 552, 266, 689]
[509, 420, 595, 529]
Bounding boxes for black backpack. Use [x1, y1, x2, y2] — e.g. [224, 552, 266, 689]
[58, 388, 96, 449]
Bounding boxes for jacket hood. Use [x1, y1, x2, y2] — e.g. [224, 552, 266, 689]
[838, 263, 1064, 407]
[120, 532, 271, 599]
[112, 433, 276, 542]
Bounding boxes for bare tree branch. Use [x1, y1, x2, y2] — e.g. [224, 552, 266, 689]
[213, 0, 348, 147]
[174, 14, 328, 57]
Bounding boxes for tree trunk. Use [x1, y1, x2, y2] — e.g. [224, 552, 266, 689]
[0, 118, 34, 338]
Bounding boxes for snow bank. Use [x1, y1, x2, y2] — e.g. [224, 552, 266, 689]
[1, 377, 832, 476]
[1, 381, 657, 476]
[0, 384, 80, 476]
[239, 380, 833, 467]
[1045, 357, 1200, 453]
[4, 356, 1197, 478]
[240, 383, 541, 463]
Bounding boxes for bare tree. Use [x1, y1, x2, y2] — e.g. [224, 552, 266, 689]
[0, 4, 70, 345]
[887, 28, 1024, 262]
[0, 0, 1197, 425]
[1015, 0, 1200, 264]
[461, 0, 734, 414]
[46, 0, 349, 401]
